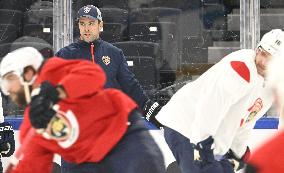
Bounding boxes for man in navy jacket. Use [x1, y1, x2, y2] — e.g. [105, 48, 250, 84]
[56, 5, 162, 127]
[56, 5, 164, 172]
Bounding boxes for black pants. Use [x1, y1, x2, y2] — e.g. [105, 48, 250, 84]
[61, 110, 166, 173]
[164, 127, 234, 173]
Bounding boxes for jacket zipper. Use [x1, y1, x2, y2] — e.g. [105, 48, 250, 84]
[90, 43, 95, 63]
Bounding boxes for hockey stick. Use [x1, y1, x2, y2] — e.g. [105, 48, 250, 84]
[4, 128, 35, 173]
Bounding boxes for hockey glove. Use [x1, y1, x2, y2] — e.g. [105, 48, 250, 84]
[0, 122, 15, 157]
[194, 136, 228, 173]
[29, 81, 59, 129]
[194, 136, 215, 163]
[223, 146, 250, 171]
[37, 81, 60, 104]
[143, 99, 163, 129]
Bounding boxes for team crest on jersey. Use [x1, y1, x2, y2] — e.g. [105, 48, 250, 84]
[102, 56, 110, 65]
[240, 98, 263, 126]
[44, 108, 79, 148]
[47, 113, 71, 142]
[84, 7, 91, 13]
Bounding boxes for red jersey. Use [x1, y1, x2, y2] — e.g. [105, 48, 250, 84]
[13, 57, 137, 173]
[247, 130, 284, 173]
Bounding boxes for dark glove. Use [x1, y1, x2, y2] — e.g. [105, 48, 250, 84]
[36, 81, 60, 104]
[223, 146, 250, 171]
[143, 99, 163, 129]
[29, 81, 59, 129]
[195, 136, 215, 163]
[194, 136, 228, 173]
[0, 122, 15, 157]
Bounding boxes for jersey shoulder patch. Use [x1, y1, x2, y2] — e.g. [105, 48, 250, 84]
[230, 61, 250, 83]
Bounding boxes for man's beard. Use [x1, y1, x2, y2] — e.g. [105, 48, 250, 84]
[11, 88, 28, 107]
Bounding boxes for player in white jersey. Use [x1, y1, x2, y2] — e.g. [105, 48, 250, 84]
[244, 39, 284, 173]
[156, 29, 284, 173]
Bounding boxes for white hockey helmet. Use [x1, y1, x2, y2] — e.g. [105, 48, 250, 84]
[1, 47, 43, 77]
[0, 47, 43, 94]
[257, 29, 284, 56]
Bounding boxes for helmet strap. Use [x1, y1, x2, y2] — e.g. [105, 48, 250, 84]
[20, 74, 37, 104]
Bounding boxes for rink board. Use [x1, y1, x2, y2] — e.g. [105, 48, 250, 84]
[1, 117, 280, 170]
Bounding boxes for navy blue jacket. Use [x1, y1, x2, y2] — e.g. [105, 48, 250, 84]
[55, 39, 148, 109]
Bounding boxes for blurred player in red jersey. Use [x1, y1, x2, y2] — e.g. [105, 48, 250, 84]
[0, 47, 165, 173]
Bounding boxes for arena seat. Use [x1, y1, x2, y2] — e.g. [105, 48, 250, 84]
[23, 24, 53, 44]
[24, 9, 53, 25]
[129, 22, 178, 65]
[126, 56, 157, 90]
[100, 8, 128, 24]
[149, 0, 200, 10]
[0, 9, 22, 26]
[99, 0, 128, 9]
[182, 36, 208, 63]
[113, 41, 161, 60]
[100, 23, 124, 43]
[0, 24, 17, 44]
[129, 7, 181, 25]
[0, 43, 11, 59]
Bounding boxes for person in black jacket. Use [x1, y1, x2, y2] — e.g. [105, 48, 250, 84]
[56, 5, 163, 172]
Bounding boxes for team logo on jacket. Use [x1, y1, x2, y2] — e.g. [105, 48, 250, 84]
[102, 56, 110, 65]
[84, 7, 91, 13]
[44, 107, 79, 148]
[47, 113, 71, 141]
[240, 98, 263, 126]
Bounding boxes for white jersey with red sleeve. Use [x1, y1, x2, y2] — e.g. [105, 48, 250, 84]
[156, 49, 273, 157]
